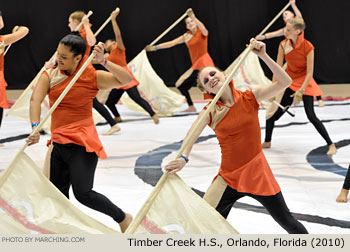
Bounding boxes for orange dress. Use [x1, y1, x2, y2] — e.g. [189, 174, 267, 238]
[44, 56, 107, 159]
[204, 82, 280, 196]
[0, 36, 8, 109]
[186, 29, 214, 70]
[106, 43, 138, 90]
[280, 33, 322, 96]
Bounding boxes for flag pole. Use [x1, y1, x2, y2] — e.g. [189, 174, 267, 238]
[94, 7, 119, 37]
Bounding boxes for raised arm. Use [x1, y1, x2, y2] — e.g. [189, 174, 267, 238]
[94, 43, 132, 89]
[0, 11, 4, 30]
[82, 15, 96, 46]
[2, 26, 29, 46]
[290, 0, 302, 18]
[186, 8, 208, 36]
[110, 9, 125, 50]
[251, 39, 291, 103]
[27, 73, 50, 145]
[165, 110, 210, 174]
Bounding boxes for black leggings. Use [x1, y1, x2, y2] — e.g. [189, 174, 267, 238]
[177, 70, 199, 106]
[105, 86, 155, 118]
[50, 142, 125, 223]
[0, 107, 3, 128]
[265, 88, 333, 145]
[343, 164, 350, 190]
[216, 186, 308, 234]
[93, 98, 116, 127]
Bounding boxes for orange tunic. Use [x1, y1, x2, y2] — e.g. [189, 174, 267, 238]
[79, 25, 92, 56]
[106, 43, 138, 90]
[44, 56, 107, 159]
[280, 33, 322, 96]
[186, 29, 214, 70]
[0, 36, 8, 109]
[204, 82, 280, 196]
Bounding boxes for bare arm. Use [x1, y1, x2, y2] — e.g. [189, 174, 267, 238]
[256, 28, 285, 40]
[2, 26, 29, 46]
[251, 40, 291, 103]
[82, 15, 96, 46]
[94, 43, 132, 89]
[165, 110, 209, 173]
[27, 74, 50, 145]
[290, 0, 302, 17]
[157, 35, 185, 49]
[0, 13, 3, 30]
[110, 10, 125, 50]
[187, 8, 208, 36]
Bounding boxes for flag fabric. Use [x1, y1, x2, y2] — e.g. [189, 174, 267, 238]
[120, 50, 185, 116]
[0, 151, 118, 234]
[126, 174, 239, 234]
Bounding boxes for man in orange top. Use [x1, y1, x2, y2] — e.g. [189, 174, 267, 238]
[261, 17, 336, 155]
[146, 8, 214, 113]
[0, 10, 29, 147]
[165, 39, 308, 234]
[27, 34, 133, 232]
[103, 9, 159, 124]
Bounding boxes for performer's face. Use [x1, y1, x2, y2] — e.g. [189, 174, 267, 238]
[68, 18, 79, 32]
[283, 11, 294, 22]
[185, 17, 196, 31]
[104, 40, 115, 53]
[285, 23, 299, 40]
[199, 66, 225, 94]
[56, 44, 82, 72]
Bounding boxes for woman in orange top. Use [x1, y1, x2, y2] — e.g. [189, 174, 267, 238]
[261, 17, 336, 155]
[67, 11, 121, 135]
[26, 34, 133, 232]
[0, 11, 29, 147]
[165, 39, 308, 233]
[146, 8, 214, 113]
[104, 9, 158, 124]
[256, 0, 324, 106]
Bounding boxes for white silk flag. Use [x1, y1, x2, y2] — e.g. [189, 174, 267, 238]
[121, 50, 185, 116]
[126, 174, 238, 234]
[0, 151, 118, 234]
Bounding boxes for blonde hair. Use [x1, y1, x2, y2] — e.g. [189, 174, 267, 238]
[69, 11, 85, 22]
[287, 16, 306, 33]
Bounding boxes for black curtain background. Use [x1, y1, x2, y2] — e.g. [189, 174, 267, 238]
[1, 0, 350, 89]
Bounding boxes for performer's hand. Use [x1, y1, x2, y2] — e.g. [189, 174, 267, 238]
[26, 130, 40, 146]
[290, 89, 303, 105]
[250, 38, 266, 57]
[145, 45, 157, 52]
[255, 34, 265, 41]
[186, 8, 195, 18]
[164, 158, 186, 174]
[290, 0, 296, 5]
[93, 42, 105, 64]
[110, 9, 120, 20]
[82, 15, 89, 26]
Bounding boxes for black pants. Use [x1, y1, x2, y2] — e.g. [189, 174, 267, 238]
[177, 70, 199, 106]
[0, 107, 3, 128]
[216, 187, 308, 234]
[265, 88, 333, 145]
[50, 142, 125, 223]
[343, 164, 350, 190]
[93, 98, 116, 127]
[105, 86, 155, 118]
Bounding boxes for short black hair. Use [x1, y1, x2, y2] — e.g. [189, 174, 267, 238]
[59, 32, 86, 57]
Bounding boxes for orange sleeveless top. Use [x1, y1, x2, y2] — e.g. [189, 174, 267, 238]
[0, 36, 8, 108]
[106, 43, 138, 90]
[44, 56, 107, 159]
[280, 33, 322, 96]
[79, 25, 92, 56]
[204, 82, 280, 196]
[186, 29, 214, 70]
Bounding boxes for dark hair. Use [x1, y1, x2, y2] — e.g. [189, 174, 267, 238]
[59, 32, 86, 57]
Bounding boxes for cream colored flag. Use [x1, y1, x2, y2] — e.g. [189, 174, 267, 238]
[120, 50, 185, 116]
[0, 151, 118, 234]
[126, 174, 238, 234]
